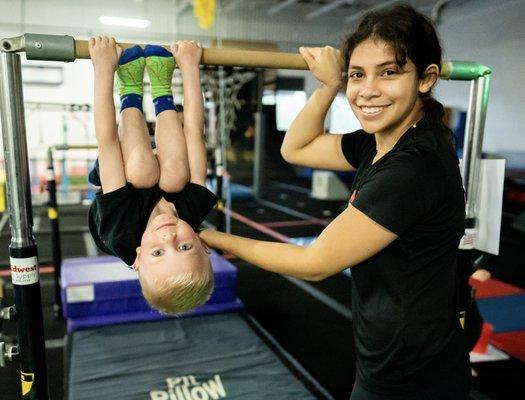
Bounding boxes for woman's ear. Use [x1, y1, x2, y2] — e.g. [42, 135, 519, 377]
[419, 64, 439, 94]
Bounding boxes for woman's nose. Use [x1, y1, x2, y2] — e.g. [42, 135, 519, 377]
[359, 78, 380, 99]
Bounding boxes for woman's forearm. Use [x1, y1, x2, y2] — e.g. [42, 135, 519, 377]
[201, 230, 323, 281]
[280, 84, 338, 158]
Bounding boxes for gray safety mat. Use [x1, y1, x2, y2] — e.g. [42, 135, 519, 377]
[68, 313, 316, 400]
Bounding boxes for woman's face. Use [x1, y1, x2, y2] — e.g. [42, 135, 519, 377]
[346, 38, 423, 136]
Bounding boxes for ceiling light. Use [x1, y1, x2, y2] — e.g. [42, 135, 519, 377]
[99, 16, 150, 28]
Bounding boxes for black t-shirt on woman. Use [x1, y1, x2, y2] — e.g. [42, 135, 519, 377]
[341, 117, 469, 394]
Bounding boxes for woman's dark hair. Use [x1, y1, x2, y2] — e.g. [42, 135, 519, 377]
[342, 4, 445, 121]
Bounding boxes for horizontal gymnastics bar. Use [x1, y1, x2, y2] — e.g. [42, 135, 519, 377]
[1, 33, 491, 78]
[51, 144, 98, 151]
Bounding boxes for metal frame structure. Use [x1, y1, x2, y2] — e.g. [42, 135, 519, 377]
[45, 144, 98, 318]
[0, 33, 491, 399]
[0, 51, 49, 399]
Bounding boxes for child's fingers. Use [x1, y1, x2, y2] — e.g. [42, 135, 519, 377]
[88, 37, 96, 57]
[115, 44, 123, 59]
[93, 36, 104, 48]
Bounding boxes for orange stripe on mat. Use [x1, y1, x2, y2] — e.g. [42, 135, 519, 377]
[223, 208, 290, 243]
[0, 265, 54, 277]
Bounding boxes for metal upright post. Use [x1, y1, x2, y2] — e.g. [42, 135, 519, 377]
[215, 66, 227, 234]
[0, 52, 49, 399]
[460, 79, 479, 245]
[442, 61, 492, 249]
[253, 70, 266, 199]
[47, 148, 62, 317]
[463, 76, 491, 235]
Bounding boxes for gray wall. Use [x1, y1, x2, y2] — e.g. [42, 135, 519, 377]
[1, 0, 524, 151]
[0, 0, 346, 48]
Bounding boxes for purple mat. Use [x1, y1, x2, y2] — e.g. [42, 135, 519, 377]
[61, 252, 238, 318]
[67, 299, 244, 332]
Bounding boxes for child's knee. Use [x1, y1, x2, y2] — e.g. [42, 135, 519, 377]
[158, 159, 189, 192]
[125, 153, 159, 188]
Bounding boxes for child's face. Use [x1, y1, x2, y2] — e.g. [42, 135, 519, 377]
[345, 38, 423, 136]
[134, 213, 209, 278]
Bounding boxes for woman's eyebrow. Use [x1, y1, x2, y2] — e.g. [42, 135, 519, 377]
[349, 60, 397, 69]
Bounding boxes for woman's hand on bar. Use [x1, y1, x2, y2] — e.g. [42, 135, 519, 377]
[299, 46, 344, 90]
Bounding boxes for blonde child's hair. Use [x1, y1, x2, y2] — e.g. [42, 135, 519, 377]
[139, 258, 214, 314]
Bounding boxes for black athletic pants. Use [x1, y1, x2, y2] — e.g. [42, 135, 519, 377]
[350, 380, 470, 400]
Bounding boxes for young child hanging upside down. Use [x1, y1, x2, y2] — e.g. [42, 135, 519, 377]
[87, 36, 217, 314]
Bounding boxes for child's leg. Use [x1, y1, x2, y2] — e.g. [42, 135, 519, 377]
[117, 45, 160, 188]
[145, 45, 189, 193]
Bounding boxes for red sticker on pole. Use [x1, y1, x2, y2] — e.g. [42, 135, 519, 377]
[10, 257, 39, 285]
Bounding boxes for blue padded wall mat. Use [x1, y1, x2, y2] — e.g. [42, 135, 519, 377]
[66, 299, 244, 332]
[61, 252, 237, 318]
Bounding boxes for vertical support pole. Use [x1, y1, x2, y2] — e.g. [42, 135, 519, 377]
[0, 52, 49, 399]
[59, 114, 69, 197]
[460, 75, 491, 248]
[215, 66, 226, 234]
[46, 148, 62, 317]
[460, 80, 478, 248]
[253, 70, 265, 199]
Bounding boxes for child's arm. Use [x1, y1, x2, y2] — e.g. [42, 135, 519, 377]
[89, 36, 127, 193]
[280, 46, 355, 171]
[200, 204, 397, 281]
[171, 41, 207, 186]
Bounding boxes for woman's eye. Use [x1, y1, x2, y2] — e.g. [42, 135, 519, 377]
[349, 71, 363, 79]
[178, 243, 193, 251]
[382, 69, 397, 76]
[152, 249, 164, 257]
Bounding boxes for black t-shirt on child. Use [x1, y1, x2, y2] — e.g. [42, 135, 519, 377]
[341, 117, 470, 394]
[88, 183, 217, 266]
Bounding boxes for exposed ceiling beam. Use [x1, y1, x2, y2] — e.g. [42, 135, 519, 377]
[431, 0, 452, 23]
[306, 0, 356, 20]
[175, 0, 191, 17]
[222, 0, 246, 12]
[267, 0, 299, 16]
[345, 0, 401, 22]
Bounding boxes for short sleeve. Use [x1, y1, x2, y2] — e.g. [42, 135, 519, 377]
[341, 130, 374, 169]
[88, 184, 153, 266]
[95, 184, 135, 211]
[164, 183, 218, 231]
[350, 152, 445, 235]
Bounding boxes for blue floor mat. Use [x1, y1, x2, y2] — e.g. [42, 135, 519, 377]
[477, 294, 525, 333]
